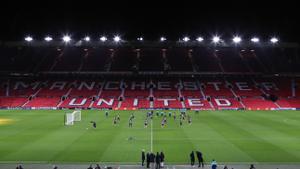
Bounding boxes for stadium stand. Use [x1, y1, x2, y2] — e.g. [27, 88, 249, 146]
[0, 45, 299, 110]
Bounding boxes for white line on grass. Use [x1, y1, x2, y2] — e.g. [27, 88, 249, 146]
[151, 119, 153, 152]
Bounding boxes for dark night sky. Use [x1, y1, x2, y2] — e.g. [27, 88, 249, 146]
[0, 0, 299, 42]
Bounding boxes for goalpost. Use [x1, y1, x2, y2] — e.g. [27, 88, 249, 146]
[64, 110, 81, 125]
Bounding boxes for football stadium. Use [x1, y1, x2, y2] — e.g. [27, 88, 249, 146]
[1, 1, 300, 169]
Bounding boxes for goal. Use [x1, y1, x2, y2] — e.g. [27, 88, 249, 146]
[65, 110, 81, 125]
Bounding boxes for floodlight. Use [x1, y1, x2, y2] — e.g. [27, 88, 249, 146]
[232, 36, 242, 43]
[113, 35, 121, 42]
[84, 36, 90, 42]
[196, 37, 204, 42]
[100, 36, 107, 42]
[44, 36, 53, 42]
[251, 37, 260, 43]
[270, 37, 279, 43]
[160, 37, 166, 42]
[62, 35, 71, 43]
[25, 36, 33, 42]
[182, 37, 190, 42]
[212, 36, 220, 43]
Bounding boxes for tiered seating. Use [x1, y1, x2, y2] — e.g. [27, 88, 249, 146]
[100, 90, 121, 98]
[211, 98, 243, 110]
[91, 98, 119, 109]
[255, 78, 292, 98]
[24, 97, 61, 108]
[181, 89, 203, 98]
[0, 47, 44, 72]
[201, 81, 233, 97]
[0, 78, 299, 110]
[276, 99, 300, 108]
[167, 49, 193, 71]
[52, 48, 83, 71]
[0, 97, 27, 107]
[119, 98, 150, 110]
[37, 88, 69, 97]
[153, 90, 179, 97]
[193, 48, 221, 72]
[139, 49, 164, 71]
[110, 48, 136, 71]
[240, 50, 265, 72]
[59, 98, 92, 109]
[184, 98, 213, 110]
[36, 48, 61, 72]
[255, 48, 292, 73]
[81, 49, 111, 71]
[241, 98, 278, 110]
[217, 50, 249, 72]
[228, 79, 262, 97]
[124, 90, 149, 97]
[153, 98, 182, 109]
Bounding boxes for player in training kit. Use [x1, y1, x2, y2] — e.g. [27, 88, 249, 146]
[161, 119, 165, 127]
[180, 118, 183, 126]
[105, 111, 109, 117]
[188, 115, 192, 124]
[144, 119, 148, 128]
[117, 114, 120, 122]
[163, 117, 167, 124]
[90, 121, 96, 128]
[130, 113, 135, 120]
[129, 118, 133, 127]
[113, 116, 117, 125]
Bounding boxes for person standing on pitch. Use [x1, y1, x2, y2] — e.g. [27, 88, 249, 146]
[150, 152, 156, 169]
[155, 152, 161, 169]
[142, 150, 146, 166]
[190, 151, 195, 167]
[146, 152, 150, 168]
[129, 118, 133, 127]
[160, 151, 165, 168]
[196, 151, 204, 168]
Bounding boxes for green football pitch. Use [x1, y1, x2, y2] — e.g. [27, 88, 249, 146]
[0, 109, 300, 164]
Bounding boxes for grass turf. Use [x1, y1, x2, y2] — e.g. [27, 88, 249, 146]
[0, 110, 300, 163]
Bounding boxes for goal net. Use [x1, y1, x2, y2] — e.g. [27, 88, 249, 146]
[65, 110, 81, 125]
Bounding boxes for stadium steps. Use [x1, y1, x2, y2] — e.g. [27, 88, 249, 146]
[65, 88, 73, 97]
[150, 101, 153, 108]
[196, 80, 206, 99]
[56, 98, 64, 108]
[274, 102, 281, 109]
[21, 99, 30, 107]
[239, 99, 246, 109]
[208, 100, 215, 110]
[181, 101, 185, 108]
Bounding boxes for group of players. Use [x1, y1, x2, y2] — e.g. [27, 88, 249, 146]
[91, 111, 193, 129]
[101, 110, 193, 128]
